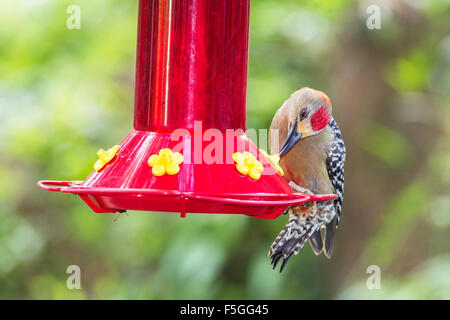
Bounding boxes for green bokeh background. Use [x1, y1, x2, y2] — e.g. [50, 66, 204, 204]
[0, 0, 449, 299]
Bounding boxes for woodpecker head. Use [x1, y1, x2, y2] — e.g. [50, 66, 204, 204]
[279, 88, 332, 157]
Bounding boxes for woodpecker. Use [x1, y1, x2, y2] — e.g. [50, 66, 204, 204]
[268, 87, 346, 272]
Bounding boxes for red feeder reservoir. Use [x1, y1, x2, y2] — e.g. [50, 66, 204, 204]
[38, 0, 337, 219]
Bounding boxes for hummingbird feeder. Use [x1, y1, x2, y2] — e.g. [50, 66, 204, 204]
[38, 0, 336, 219]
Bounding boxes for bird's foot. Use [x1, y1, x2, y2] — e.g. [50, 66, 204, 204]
[288, 181, 317, 216]
[112, 210, 128, 222]
[288, 181, 314, 195]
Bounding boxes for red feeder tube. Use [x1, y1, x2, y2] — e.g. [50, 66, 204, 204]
[38, 0, 337, 219]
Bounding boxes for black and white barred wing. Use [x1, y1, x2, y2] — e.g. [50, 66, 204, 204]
[322, 118, 346, 257]
[326, 118, 346, 221]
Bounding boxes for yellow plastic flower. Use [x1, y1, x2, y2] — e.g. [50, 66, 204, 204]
[232, 151, 264, 180]
[260, 150, 284, 176]
[148, 148, 184, 176]
[94, 145, 120, 172]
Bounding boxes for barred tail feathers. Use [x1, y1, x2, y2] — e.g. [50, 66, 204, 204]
[269, 210, 318, 272]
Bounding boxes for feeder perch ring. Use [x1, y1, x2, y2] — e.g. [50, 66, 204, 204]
[38, 180, 337, 219]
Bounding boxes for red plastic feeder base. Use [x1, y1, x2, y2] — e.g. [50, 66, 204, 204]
[38, 130, 337, 219]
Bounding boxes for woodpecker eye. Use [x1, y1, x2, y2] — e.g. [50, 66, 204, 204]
[299, 109, 308, 121]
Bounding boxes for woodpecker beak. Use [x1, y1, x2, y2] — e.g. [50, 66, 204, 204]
[279, 122, 302, 157]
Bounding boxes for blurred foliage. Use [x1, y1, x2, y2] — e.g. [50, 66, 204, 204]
[0, 0, 449, 299]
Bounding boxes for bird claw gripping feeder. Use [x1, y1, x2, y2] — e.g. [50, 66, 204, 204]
[38, 0, 337, 219]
